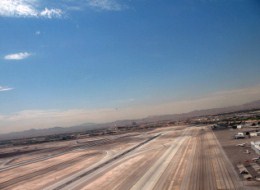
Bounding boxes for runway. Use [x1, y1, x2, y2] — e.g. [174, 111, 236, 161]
[0, 126, 245, 190]
[53, 127, 243, 190]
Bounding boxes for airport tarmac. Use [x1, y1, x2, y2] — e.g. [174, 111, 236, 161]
[0, 126, 254, 190]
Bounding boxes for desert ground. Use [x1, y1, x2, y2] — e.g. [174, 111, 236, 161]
[0, 125, 259, 190]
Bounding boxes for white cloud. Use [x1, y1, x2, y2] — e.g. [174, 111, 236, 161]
[0, 0, 126, 19]
[4, 52, 31, 60]
[87, 0, 124, 11]
[0, 0, 37, 17]
[0, 86, 13, 92]
[40, 8, 63, 18]
[0, 0, 63, 18]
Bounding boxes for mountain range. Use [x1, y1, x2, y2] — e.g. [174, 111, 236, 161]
[1, 100, 260, 140]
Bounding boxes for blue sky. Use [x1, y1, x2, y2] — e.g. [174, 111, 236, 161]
[0, 0, 260, 133]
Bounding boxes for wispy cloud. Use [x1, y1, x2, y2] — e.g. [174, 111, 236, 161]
[4, 52, 31, 60]
[0, 0, 63, 18]
[63, 0, 126, 12]
[0, 86, 13, 92]
[0, 0, 127, 19]
[87, 0, 124, 11]
[39, 8, 63, 18]
[35, 30, 41, 35]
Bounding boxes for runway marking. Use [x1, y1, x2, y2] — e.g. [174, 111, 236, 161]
[130, 136, 187, 190]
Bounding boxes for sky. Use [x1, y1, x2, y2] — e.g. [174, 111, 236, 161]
[0, 0, 260, 134]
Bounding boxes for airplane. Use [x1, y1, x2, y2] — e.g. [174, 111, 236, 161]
[252, 157, 260, 161]
[236, 143, 246, 147]
[239, 170, 249, 175]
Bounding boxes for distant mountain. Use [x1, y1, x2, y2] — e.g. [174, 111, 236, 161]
[141, 100, 260, 122]
[1, 100, 260, 140]
[0, 123, 106, 140]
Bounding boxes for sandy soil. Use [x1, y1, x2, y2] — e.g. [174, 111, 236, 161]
[0, 150, 98, 183]
[11, 153, 104, 190]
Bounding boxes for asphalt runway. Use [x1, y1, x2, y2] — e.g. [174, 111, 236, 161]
[0, 126, 246, 190]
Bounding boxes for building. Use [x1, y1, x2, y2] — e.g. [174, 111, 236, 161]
[251, 141, 260, 155]
[237, 125, 243, 129]
[250, 132, 260, 137]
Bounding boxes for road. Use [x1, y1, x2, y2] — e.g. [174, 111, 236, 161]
[0, 126, 245, 190]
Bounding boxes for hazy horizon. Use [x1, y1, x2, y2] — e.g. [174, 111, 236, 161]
[1, 85, 260, 134]
[1, 0, 260, 133]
